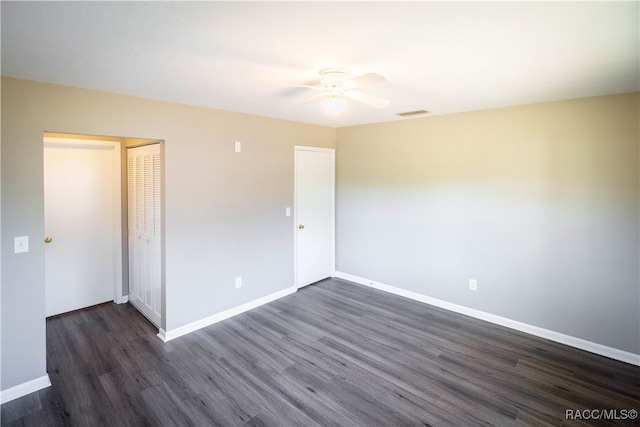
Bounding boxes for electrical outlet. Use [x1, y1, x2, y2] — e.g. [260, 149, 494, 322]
[235, 277, 242, 288]
[469, 279, 477, 291]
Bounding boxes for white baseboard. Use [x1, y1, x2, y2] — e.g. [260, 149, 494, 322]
[158, 286, 297, 342]
[333, 271, 640, 367]
[0, 374, 51, 404]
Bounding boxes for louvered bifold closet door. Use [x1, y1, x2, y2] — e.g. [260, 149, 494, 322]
[127, 144, 162, 327]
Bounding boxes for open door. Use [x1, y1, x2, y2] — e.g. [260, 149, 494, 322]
[44, 137, 123, 316]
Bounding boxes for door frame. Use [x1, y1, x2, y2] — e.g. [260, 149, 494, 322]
[293, 145, 335, 289]
[43, 136, 124, 305]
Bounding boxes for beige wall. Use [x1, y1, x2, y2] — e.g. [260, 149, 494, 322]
[1, 77, 335, 391]
[336, 93, 640, 354]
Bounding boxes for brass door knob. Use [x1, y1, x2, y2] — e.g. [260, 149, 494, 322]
[44, 236, 53, 243]
[298, 224, 305, 229]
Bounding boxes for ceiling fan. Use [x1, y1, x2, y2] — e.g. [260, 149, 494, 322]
[283, 68, 390, 115]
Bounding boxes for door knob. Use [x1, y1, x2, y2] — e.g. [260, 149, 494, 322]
[44, 236, 53, 243]
[298, 224, 305, 229]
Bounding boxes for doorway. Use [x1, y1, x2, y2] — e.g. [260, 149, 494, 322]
[294, 146, 335, 288]
[43, 137, 123, 316]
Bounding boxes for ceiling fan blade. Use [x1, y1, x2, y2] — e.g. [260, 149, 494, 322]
[299, 92, 327, 105]
[270, 83, 324, 91]
[342, 73, 387, 89]
[344, 90, 390, 109]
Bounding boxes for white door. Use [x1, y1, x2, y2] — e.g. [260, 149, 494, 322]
[127, 144, 162, 327]
[295, 146, 335, 288]
[44, 138, 122, 317]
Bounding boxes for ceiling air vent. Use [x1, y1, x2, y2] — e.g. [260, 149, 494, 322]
[394, 109, 430, 117]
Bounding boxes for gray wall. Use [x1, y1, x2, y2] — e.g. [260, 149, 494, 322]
[2, 76, 637, 395]
[336, 93, 640, 355]
[1, 77, 335, 391]
[2, 120, 47, 392]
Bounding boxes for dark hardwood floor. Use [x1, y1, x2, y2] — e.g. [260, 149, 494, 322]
[2, 278, 639, 426]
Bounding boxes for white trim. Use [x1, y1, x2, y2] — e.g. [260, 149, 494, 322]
[333, 271, 640, 367]
[0, 374, 51, 404]
[43, 137, 124, 305]
[294, 146, 336, 289]
[158, 286, 297, 342]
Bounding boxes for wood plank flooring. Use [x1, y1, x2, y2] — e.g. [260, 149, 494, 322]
[2, 278, 639, 426]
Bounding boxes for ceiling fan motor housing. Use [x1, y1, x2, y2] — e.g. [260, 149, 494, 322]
[319, 67, 351, 87]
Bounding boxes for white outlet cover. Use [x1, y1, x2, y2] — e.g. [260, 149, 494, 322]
[14, 236, 29, 253]
[469, 279, 477, 290]
[235, 277, 242, 288]
[234, 141, 242, 152]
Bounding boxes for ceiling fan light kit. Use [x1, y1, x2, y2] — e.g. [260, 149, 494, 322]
[321, 96, 347, 115]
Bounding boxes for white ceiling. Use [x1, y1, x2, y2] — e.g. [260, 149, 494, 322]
[2, 1, 638, 128]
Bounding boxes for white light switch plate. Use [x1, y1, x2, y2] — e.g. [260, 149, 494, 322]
[14, 236, 29, 253]
[286, 207, 291, 217]
[234, 141, 242, 152]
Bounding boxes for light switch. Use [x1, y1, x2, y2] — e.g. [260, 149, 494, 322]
[286, 207, 291, 217]
[14, 236, 29, 253]
[234, 141, 242, 153]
